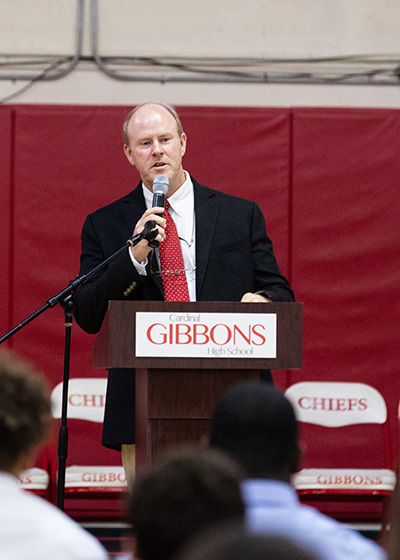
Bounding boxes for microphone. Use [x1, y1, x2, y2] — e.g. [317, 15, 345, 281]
[140, 175, 169, 249]
[127, 175, 169, 249]
[152, 175, 169, 211]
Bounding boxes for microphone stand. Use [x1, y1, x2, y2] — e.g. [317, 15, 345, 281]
[0, 225, 158, 510]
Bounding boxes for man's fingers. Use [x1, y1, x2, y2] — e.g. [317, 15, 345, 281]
[241, 292, 271, 303]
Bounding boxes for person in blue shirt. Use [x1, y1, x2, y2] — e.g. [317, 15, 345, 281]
[209, 382, 386, 560]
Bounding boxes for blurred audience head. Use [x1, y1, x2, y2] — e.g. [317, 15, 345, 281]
[175, 522, 321, 560]
[209, 382, 300, 480]
[0, 349, 52, 475]
[128, 446, 245, 560]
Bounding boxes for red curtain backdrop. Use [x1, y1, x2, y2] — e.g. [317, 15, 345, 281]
[0, 108, 12, 338]
[1, 104, 400, 496]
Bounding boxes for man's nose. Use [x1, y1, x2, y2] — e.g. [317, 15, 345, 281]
[152, 140, 164, 155]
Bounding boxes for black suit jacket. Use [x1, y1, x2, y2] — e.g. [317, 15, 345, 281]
[73, 178, 294, 448]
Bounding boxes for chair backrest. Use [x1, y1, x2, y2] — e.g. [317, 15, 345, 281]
[51, 378, 107, 423]
[19, 467, 49, 491]
[285, 381, 387, 427]
[65, 465, 127, 490]
[50, 378, 126, 505]
[19, 446, 52, 500]
[285, 382, 392, 470]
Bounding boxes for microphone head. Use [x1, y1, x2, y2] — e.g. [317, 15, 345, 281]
[152, 175, 169, 195]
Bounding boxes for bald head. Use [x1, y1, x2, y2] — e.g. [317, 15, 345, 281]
[123, 102, 184, 147]
[122, 102, 187, 195]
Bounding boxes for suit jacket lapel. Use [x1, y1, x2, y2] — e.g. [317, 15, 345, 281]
[120, 180, 220, 299]
[193, 180, 219, 298]
[120, 183, 146, 234]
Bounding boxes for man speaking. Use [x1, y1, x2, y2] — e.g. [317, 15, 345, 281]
[73, 102, 295, 476]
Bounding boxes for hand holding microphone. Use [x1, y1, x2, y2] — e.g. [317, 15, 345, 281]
[145, 175, 169, 247]
[128, 176, 169, 259]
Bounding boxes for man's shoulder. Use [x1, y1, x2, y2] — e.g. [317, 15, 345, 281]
[86, 185, 142, 221]
[192, 177, 257, 207]
[297, 504, 386, 559]
[243, 480, 385, 560]
[1, 488, 107, 558]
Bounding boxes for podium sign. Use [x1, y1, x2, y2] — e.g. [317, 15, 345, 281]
[135, 311, 277, 359]
[93, 301, 302, 470]
[94, 301, 302, 370]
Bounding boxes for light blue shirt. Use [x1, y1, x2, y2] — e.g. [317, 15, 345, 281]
[242, 479, 386, 560]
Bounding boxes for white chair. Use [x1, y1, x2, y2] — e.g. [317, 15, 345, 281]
[51, 378, 108, 424]
[51, 378, 128, 513]
[19, 463, 51, 500]
[64, 465, 127, 495]
[285, 381, 395, 536]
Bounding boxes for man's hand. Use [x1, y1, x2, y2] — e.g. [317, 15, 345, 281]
[241, 292, 272, 303]
[130, 206, 166, 263]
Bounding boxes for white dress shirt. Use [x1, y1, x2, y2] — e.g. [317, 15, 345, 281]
[0, 472, 108, 560]
[134, 171, 197, 301]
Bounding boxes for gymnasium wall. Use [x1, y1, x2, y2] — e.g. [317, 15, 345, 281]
[1, 103, 400, 481]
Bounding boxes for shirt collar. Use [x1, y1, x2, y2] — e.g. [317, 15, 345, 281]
[142, 171, 194, 246]
[142, 171, 193, 214]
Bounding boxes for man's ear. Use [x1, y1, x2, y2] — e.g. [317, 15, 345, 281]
[123, 144, 136, 167]
[180, 132, 187, 157]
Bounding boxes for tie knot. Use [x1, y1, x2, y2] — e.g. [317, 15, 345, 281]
[165, 199, 170, 211]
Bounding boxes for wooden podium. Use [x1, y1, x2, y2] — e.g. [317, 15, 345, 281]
[93, 301, 302, 472]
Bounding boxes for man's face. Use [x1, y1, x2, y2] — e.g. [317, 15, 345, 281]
[124, 104, 187, 196]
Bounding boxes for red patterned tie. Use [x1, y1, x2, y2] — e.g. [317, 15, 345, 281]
[159, 200, 190, 301]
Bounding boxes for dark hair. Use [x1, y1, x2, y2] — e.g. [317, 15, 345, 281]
[209, 382, 298, 478]
[176, 522, 321, 560]
[0, 350, 52, 471]
[128, 446, 245, 560]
